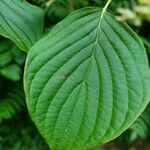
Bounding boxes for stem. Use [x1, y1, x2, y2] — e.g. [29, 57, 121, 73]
[45, 0, 55, 7]
[101, 0, 112, 17]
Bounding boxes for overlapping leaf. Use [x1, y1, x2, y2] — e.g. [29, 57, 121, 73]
[0, 0, 44, 52]
[24, 8, 150, 150]
[0, 39, 25, 81]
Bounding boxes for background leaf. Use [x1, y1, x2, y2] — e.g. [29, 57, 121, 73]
[0, 83, 25, 122]
[0, 0, 44, 52]
[129, 103, 150, 142]
[0, 64, 21, 81]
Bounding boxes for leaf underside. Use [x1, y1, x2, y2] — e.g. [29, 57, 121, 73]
[0, 0, 44, 52]
[24, 8, 150, 150]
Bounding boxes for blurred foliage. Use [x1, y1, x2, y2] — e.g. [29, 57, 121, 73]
[0, 113, 49, 150]
[129, 103, 150, 142]
[0, 39, 26, 81]
[116, 0, 150, 26]
[0, 0, 150, 149]
[0, 83, 25, 122]
[0, 37, 26, 123]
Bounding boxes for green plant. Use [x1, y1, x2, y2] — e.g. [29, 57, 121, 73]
[116, 0, 150, 26]
[0, 113, 49, 150]
[0, 38, 26, 122]
[0, 0, 150, 150]
[129, 103, 150, 142]
[127, 37, 150, 142]
[0, 83, 25, 122]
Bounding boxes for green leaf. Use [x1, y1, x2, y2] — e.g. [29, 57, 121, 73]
[0, 0, 44, 52]
[11, 45, 26, 65]
[0, 39, 13, 53]
[129, 102, 150, 141]
[0, 40, 14, 66]
[0, 64, 21, 81]
[24, 8, 150, 150]
[0, 50, 13, 67]
[0, 83, 25, 121]
[141, 37, 150, 53]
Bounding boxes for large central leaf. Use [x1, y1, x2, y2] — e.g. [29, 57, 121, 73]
[24, 8, 150, 150]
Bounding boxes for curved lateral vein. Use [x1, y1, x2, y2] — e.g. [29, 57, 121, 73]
[35, 9, 100, 47]
[0, 13, 28, 49]
[32, 45, 94, 117]
[2, 0, 37, 44]
[103, 17, 144, 134]
[71, 58, 94, 147]
[99, 28, 129, 140]
[31, 41, 94, 102]
[85, 55, 101, 145]
[4, 0, 38, 41]
[52, 82, 84, 139]
[83, 52, 108, 145]
[107, 14, 145, 54]
[62, 82, 86, 146]
[2, 0, 37, 42]
[43, 57, 91, 129]
[104, 18, 143, 97]
[6, 16, 33, 46]
[10, 0, 40, 23]
[28, 24, 98, 93]
[27, 15, 99, 68]
[95, 40, 117, 141]
[71, 10, 107, 147]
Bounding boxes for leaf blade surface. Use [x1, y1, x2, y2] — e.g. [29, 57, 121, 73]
[0, 0, 44, 52]
[24, 8, 150, 150]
